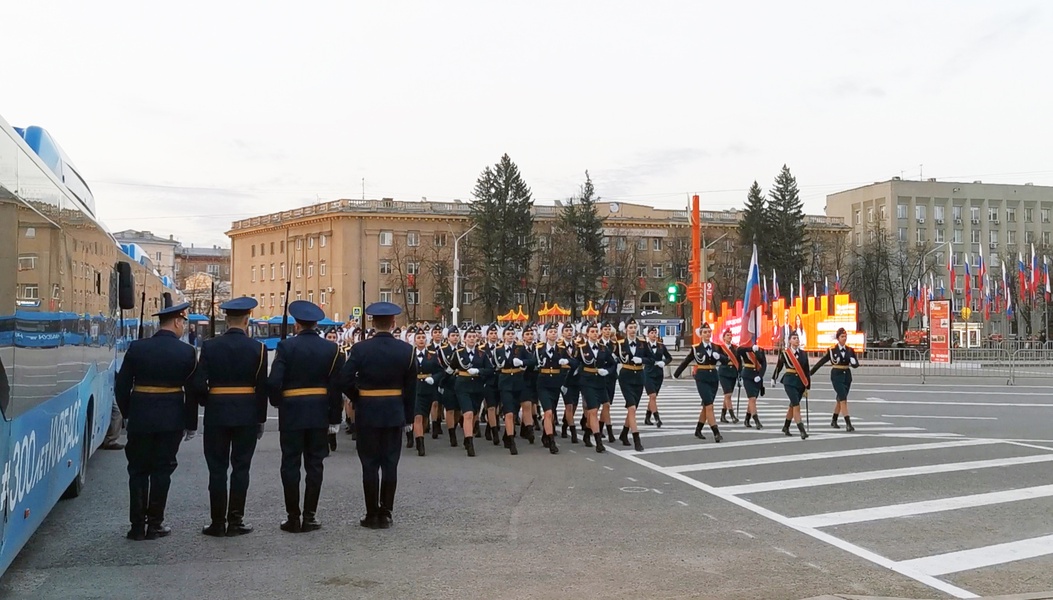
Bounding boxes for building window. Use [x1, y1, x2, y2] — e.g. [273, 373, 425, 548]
[855, 210, 861, 225]
[295, 291, 302, 300]
[296, 263, 303, 278]
[462, 291, 473, 304]
[989, 208, 999, 221]
[379, 231, 393, 246]
[1006, 208, 1016, 222]
[637, 266, 648, 278]
[953, 229, 962, 244]
[307, 262, 314, 278]
[652, 238, 662, 251]
[934, 229, 944, 243]
[855, 232, 861, 246]
[514, 292, 526, 304]
[270, 242, 275, 254]
[951, 252, 960, 266]
[539, 235, 549, 250]
[320, 234, 327, 248]
[270, 293, 275, 307]
[280, 240, 285, 253]
[970, 207, 980, 222]
[407, 231, 420, 247]
[380, 288, 393, 303]
[280, 293, 286, 305]
[156, 251, 162, 262]
[915, 205, 925, 220]
[320, 261, 326, 276]
[971, 229, 981, 244]
[307, 290, 314, 303]
[990, 230, 999, 245]
[898, 227, 907, 242]
[1024, 208, 1033, 223]
[636, 237, 647, 251]
[1044, 232, 1051, 245]
[208, 264, 220, 275]
[380, 260, 392, 275]
[408, 262, 420, 275]
[308, 237, 315, 249]
[1043, 209, 1050, 223]
[406, 290, 420, 305]
[952, 206, 962, 221]
[1026, 230, 1035, 244]
[296, 239, 302, 250]
[867, 208, 874, 223]
[260, 264, 265, 279]
[270, 264, 275, 280]
[1007, 230, 1016, 245]
[19, 284, 39, 300]
[18, 254, 37, 270]
[878, 205, 886, 221]
[934, 206, 944, 221]
[434, 233, 448, 247]
[678, 266, 687, 279]
[653, 265, 664, 279]
[616, 237, 626, 251]
[252, 245, 256, 258]
[281, 263, 287, 279]
[320, 290, 326, 305]
[896, 204, 907, 219]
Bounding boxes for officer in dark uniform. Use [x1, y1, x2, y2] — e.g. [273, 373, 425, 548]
[340, 302, 417, 528]
[771, 329, 811, 440]
[736, 338, 768, 428]
[520, 325, 541, 435]
[614, 317, 653, 451]
[535, 322, 569, 454]
[481, 324, 500, 443]
[716, 328, 741, 424]
[494, 325, 533, 454]
[115, 301, 198, 541]
[437, 326, 462, 447]
[575, 322, 616, 452]
[267, 300, 345, 533]
[452, 325, 492, 457]
[190, 296, 267, 537]
[426, 325, 445, 438]
[410, 328, 441, 456]
[809, 327, 860, 432]
[643, 326, 672, 427]
[559, 323, 582, 444]
[674, 322, 730, 442]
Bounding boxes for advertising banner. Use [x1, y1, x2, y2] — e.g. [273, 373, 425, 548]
[929, 300, 951, 364]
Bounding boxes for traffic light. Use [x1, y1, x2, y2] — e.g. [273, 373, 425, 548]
[667, 283, 678, 303]
[704, 246, 718, 281]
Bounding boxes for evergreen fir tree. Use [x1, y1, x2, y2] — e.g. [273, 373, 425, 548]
[738, 180, 772, 286]
[552, 171, 605, 318]
[765, 165, 808, 293]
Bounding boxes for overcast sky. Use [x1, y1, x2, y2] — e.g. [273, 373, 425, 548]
[6, 1, 1052, 247]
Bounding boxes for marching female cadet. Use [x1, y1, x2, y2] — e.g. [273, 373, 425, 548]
[410, 329, 441, 456]
[535, 323, 567, 454]
[615, 318, 652, 451]
[325, 330, 344, 452]
[454, 326, 492, 456]
[809, 327, 859, 432]
[520, 325, 541, 436]
[575, 322, 616, 452]
[559, 323, 582, 444]
[494, 326, 533, 454]
[770, 330, 810, 440]
[736, 338, 768, 429]
[438, 326, 463, 448]
[674, 322, 729, 442]
[427, 325, 445, 438]
[643, 326, 671, 427]
[715, 328, 741, 424]
[482, 324, 501, 442]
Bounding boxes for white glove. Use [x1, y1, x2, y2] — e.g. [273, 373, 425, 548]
[771, 379, 778, 387]
[709, 350, 719, 359]
[468, 368, 480, 376]
[445, 366, 455, 375]
[561, 386, 568, 395]
[559, 358, 569, 366]
[632, 357, 643, 365]
[183, 430, 196, 441]
[437, 387, 445, 394]
[598, 368, 609, 377]
[257, 424, 265, 440]
[752, 345, 759, 352]
[754, 376, 762, 383]
[425, 376, 435, 385]
[850, 357, 858, 366]
[328, 424, 340, 434]
[513, 358, 524, 367]
[403, 424, 413, 433]
[655, 361, 665, 368]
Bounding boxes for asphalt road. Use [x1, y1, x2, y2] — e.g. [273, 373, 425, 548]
[2, 372, 1053, 600]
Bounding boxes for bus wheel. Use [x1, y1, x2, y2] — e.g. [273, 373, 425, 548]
[62, 399, 93, 500]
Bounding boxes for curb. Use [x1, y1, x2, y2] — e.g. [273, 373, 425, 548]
[802, 593, 1053, 600]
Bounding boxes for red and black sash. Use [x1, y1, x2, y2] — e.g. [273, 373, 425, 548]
[784, 349, 809, 387]
[745, 350, 761, 370]
[718, 342, 740, 369]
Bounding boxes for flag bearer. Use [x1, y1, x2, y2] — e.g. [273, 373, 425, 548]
[771, 330, 810, 440]
[716, 328, 741, 424]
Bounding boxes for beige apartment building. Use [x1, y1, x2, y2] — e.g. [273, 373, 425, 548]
[113, 229, 180, 281]
[227, 198, 849, 324]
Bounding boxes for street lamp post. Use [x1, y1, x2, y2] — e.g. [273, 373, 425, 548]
[451, 224, 478, 326]
[701, 232, 729, 315]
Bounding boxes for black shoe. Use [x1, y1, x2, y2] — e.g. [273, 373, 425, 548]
[583, 427, 593, 447]
[202, 523, 226, 537]
[729, 411, 740, 424]
[485, 425, 493, 441]
[798, 422, 809, 440]
[280, 516, 301, 533]
[504, 434, 518, 456]
[831, 415, 841, 429]
[619, 427, 631, 446]
[376, 513, 393, 529]
[225, 522, 253, 536]
[720, 409, 729, 423]
[145, 524, 171, 539]
[632, 432, 644, 451]
[541, 434, 551, 448]
[711, 426, 723, 443]
[561, 419, 569, 438]
[359, 514, 379, 529]
[606, 424, 615, 443]
[594, 433, 606, 453]
[549, 436, 559, 454]
[415, 436, 426, 457]
[526, 427, 536, 445]
[783, 419, 792, 436]
[301, 516, 321, 532]
[844, 416, 855, 432]
[431, 420, 441, 440]
[491, 426, 500, 446]
[645, 411, 653, 425]
[465, 437, 476, 457]
[449, 429, 458, 447]
[654, 412, 663, 428]
[570, 426, 579, 444]
[405, 431, 413, 449]
[753, 416, 764, 429]
[744, 412, 753, 428]
[126, 526, 146, 541]
[694, 423, 706, 440]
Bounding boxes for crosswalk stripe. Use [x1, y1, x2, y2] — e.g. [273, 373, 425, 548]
[790, 484, 1053, 528]
[669, 438, 1002, 473]
[895, 534, 1053, 576]
[634, 433, 869, 455]
[719, 453, 1053, 496]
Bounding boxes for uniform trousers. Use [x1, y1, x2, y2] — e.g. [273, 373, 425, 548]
[126, 431, 183, 526]
[356, 426, 402, 515]
[537, 380, 561, 412]
[203, 424, 258, 495]
[279, 429, 329, 489]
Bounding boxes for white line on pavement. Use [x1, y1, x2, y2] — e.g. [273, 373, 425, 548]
[719, 454, 1053, 496]
[790, 484, 1053, 528]
[880, 414, 998, 420]
[669, 438, 1002, 473]
[851, 399, 1053, 408]
[896, 534, 1053, 576]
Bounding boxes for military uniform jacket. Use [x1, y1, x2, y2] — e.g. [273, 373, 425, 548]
[340, 332, 417, 428]
[645, 341, 672, 372]
[267, 329, 346, 431]
[494, 342, 534, 391]
[717, 342, 740, 378]
[535, 341, 571, 388]
[773, 347, 812, 388]
[436, 342, 461, 390]
[451, 344, 493, 394]
[674, 341, 730, 379]
[413, 347, 442, 400]
[615, 336, 654, 381]
[575, 341, 616, 388]
[809, 344, 859, 375]
[191, 328, 268, 429]
[558, 340, 581, 386]
[736, 345, 768, 378]
[115, 330, 198, 434]
[600, 338, 619, 380]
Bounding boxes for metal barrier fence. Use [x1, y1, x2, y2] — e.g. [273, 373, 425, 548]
[852, 348, 927, 380]
[923, 348, 1014, 383]
[1009, 349, 1053, 384]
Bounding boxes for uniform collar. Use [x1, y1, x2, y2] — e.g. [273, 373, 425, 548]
[374, 332, 394, 339]
[154, 330, 178, 339]
[297, 329, 320, 337]
[225, 328, 246, 336]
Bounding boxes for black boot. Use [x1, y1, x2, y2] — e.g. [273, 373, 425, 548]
[844, 416, 855, 432]
[491, 426, 501, 446]
[431, 420, 442, 439]
[350, 421, 357, 441]
[831, 414, 841, 429]
[654, 411, 662, 428]
[632, 432, 644, 451]
[526, 424, 536, 445]
[465, 436, 476, 457]
[415, 436, 426, 457]
[797, 422, 809, 440]
[360, 477, 379, 529]
[619, 426, 631, 446]
[782, 419, 792, 436]
[449, 428, 458, 448]
[127, 485, 148, 541]
[344, 416, 354, 435]
[645, 411, 653, 425]
[710, 424, 723, 443]
[583, 426, 593, 447]
[745, 412, 754, 428]
[720, 408, 729, 423]
[504, 434, 518, 456]
[753, 415, 764, 429]
[280, 484, 301, 533]
[729, 409, 740, 424]
[405, 431, 413, 449]
[694, 422, 707, 440]
[226, 491, 253, 536]
[378, 479, 396, 529]
[202, 489, 227, 536]
[570, 426, 579, 444]
[605, 423, 615, 443]
[541, 433, 551, 448]
[561, 418, 569, 438]
[594, 433, 606, 453]
[328, 432, 337, 451]
[146, 487, 172, 539]
[485, 424, 493, 441]
[301, 485, 321, 532]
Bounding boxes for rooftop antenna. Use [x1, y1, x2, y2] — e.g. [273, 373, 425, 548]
[920, 164, 924, 180]
[362, 177, 365, 201]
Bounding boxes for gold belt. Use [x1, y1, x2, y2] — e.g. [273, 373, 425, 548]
[359, 389, 402, 397]
[133, 385, 182, 394]
[833, 365, 851, 370]
[457, 370, 475, 377]
[583, 367, 598, 373]
[283, 387, 327, 397]
[742, 364, 759, 369]
[417, 374, 430, 380]
[211, 386, 255, 395]
[500, 368, 523, 374]
[694, 365, 716, 371]
[622, 364, 644, 371]
[539, 368, 562, 375]
[784, 369, 798, 374]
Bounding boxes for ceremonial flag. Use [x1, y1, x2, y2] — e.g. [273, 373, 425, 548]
[1031, 244, 1039, 299]
[824, 276, 829, 297]
[762, 274, 769, 304]
[908, 284, 915, 320]
[835, 270, 841, 294]
[984, 273, 992, 320]
[977, 254, 986, 295]
[947, 250, 955, 296]
[798, 270, 804, 301]
[918, 278, 926, 317]
[1045, 256, 1051, 302]
[772, 270, 779, 300]
[1018, 252, 1027, 299]
[741, 244, 763, 346]
[1003, 259, 1014, 316]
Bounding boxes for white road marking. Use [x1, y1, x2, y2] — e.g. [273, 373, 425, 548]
[719, 454, 1053, 496]
[852, 399, 1053, 407]
[773, 547, 797, 558]
[702, 513, 716, 520]
[625, 477, 637, 482]
[604, 447, 979, 599]
[734, 530, 755, 539]
[652, 489, 663, 494]
[880, 414, 998, 420]
[637, 433, 873, 455]
[896, 534, 1053, 576]
[669, 439, 1001, 473]
[791, 484, 1053, 528]
[603, 466, 614, 471]
[676, 500, 688, 506]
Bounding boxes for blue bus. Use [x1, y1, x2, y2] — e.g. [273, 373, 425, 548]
[0, 114, 176, 574]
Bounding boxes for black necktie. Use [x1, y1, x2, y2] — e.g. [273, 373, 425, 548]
[630, 342, 636, 350]
[468, 351, 474, 361]
[417, 352, 424, 361]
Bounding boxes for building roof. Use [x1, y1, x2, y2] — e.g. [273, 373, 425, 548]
[113, 229, 181, 245]
[177, 244, 230, 258]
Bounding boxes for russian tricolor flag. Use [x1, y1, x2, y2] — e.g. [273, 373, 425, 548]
[741, 244, 763, 346]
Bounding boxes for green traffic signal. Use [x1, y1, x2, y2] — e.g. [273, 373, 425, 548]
[667, 284, 677, 294]
[667, 283, 678, 303]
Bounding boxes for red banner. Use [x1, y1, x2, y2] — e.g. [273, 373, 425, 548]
[929, 300, 951, 364]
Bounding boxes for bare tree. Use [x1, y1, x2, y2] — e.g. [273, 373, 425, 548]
[599, 230, 640, 320]
[384, 237, 423, 323]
